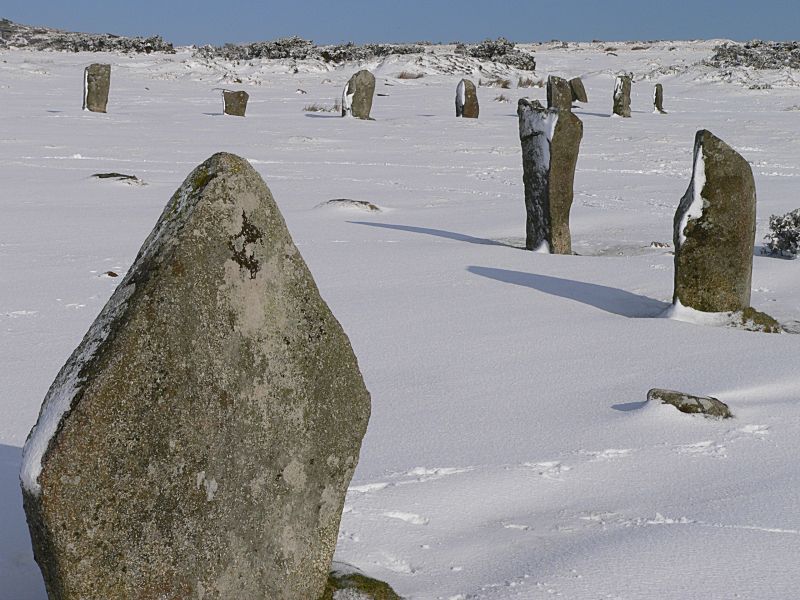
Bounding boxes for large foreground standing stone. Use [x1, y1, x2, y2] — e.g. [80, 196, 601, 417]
[569, 77, 588, 103]
[518, 99, 583, 253]
[82, 63, 110, 113]
[222, 90, 249, 116]
[20, 153, 371, 599]
[342, 70, 375, 119]
[673, 130, 756, 312]
[455, 78, 479, 118]
[547, 75, 573, 111]
[613, 75, 631, 117]
[653, 83, 666, 114]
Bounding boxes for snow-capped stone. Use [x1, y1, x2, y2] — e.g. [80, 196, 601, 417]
[647, 388, 732, 419]
[517, 98, 583, 254]
[342, 70, 375, 119]
[654, 83, 666, 114]
[673, 130, 756, 312]
[222, 89, 249, 116]
[613, 75, 632, 117]
[569, 77, 588, 103]
[547, 75, 573, 111]
[455, 78, 479, 118]
[20, 152, 371, 599]
[82, 63, 110, 113]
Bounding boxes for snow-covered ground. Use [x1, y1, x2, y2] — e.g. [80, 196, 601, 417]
[1, 41, 799, 599]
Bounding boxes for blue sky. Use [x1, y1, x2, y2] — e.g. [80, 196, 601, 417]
[4, 0, 799, 45]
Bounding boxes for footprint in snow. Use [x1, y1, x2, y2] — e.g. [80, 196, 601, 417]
[522, 461, 572, 480]
[674, 440, 727, 458]
[382, 511, 429, 526]
[582, 448, 635, 461]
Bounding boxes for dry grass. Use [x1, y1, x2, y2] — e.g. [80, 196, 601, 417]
[303, 100, 341, 113]
[493, 94, 511, 103]
[517, 76, 544, 88]
[481, 77, 511, 89]
[397, 71, 424, 79]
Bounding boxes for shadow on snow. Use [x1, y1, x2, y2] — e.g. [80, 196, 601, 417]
[349, 221, 520, 249]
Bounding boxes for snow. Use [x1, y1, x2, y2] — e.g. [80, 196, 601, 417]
[456, 79, 466, 107]
[676, 136, 707, 247]
[2, 41, 800, 599]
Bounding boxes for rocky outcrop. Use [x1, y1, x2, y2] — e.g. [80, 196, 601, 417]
[673, 130, 756, 312]
[455, 78, 479, 118]
[654, 83, 666, 114]
[82, 64, 110, 113]
[459, 37, 537, 71]
[342, 70, 376, 119]
[708, 40, 800, 70]
[547, 76, 573, 111]
[647, 388, 732, 418]
[518, 99, 583, 254]
[569, 77, 588, 103]
[613, 75, 631, 117]
[223, 90, 249, 116]
[20, 153, 371, 600]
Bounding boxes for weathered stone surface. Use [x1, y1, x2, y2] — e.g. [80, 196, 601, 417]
[647, 388, 732, 418]
[547, 75, 573, 111]
[342, 70, 375, 119]
[654, 83, 666, 113]
[20, 152, 371, 600]
[612, 75, 631, 117]
[455, 78, 479, 118]
[82, 63, 110, 113]
[222, 90, 249, 116]
[319, 563, 402, 600]
[518, 99, 583, 254]
[673, 130, 756, 312]
[569, 77, 588, 103]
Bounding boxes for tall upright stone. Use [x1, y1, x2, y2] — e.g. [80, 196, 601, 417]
[222, 90, 249, 116]
[547, 75, 573, 111]
[673, 130, 756, 312]
[518, 99, 583, 254]
[455, 78, 479, 118]
[342, 70, 375, 119]
[82, 63, 110, 113]
[569, 77, 588, 103]
[20, 153, 371, 600]
[654, 83, 666, 114]
[613, 75, 631, 117]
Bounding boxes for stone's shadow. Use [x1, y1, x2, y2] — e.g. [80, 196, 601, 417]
[574, 111, 613, 118]
[349, 221, 519, 249]
[467, 266, 669, 318]
[202, 112, 224, 116]
[0, 443, 45, 599]
[612, 400, 648, 412]
[304, 113, 342, 119]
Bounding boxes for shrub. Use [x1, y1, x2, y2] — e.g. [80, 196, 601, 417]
[396, 70, 424, 79]
[482, 77, 511, 89]
[493, 94, 511, 103]
[303, 101, 341, 113]
[762, 208, 800, 257]
[517, 76, 543, 88]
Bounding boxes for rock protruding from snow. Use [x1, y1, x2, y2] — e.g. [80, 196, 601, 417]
[518, 98, 583, 254]
[647, 388, 732, 419]
[20, 152, 371, 599]
[82, 63, 110, 113]
[547, 76, 573, 111]
[654, 83, 666, 114]
[673, 130, 756, 312]
[569, 77, 588, 103]
[342, 70, 376, 119]
[613, 75, 632, 117]
[321, 562, 402, 599]
[455, 78, 479, 118]
[222, 89, 249, 116]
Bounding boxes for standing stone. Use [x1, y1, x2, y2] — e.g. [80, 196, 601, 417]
[20, 153, 371, 600]
[455, 78, 479, 118]
[673, 130, 756, 312]
[569, 77, 588, 103]
[222, 90, 249, 116]
[82, 63, 110, 113]
[654, 83, 666, 114]
[518, 99, 583, 254]
[546, 75, 573, 111]
[612, 75, 632, 117]
[342, 70, 376, 119]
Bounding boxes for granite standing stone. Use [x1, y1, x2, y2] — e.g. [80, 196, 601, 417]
[613, 75, 631, 117]
[223, 90, 249, 116]
[569, 77, 588, 103]
[547, 75, 573, 111]
[673, 130, 756, 312]
[82, 63, 110, 113]
[455, 78, 479, 118]
[20, 153, 371, 600]
[654, 83, 666, 114]
[518, 99, 583, 254]
[342, 70, 375, 119]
